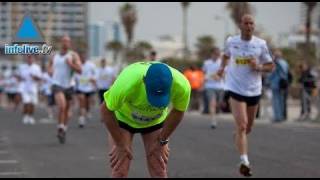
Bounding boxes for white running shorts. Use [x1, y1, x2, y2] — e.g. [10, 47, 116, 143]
[22, 92, 38, 104]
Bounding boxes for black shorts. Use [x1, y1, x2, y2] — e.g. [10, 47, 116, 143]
[98, 89, 108, 103]
[52, 85, 73, 101]
[47, 94, 55, 106]
[227, 91, 261, 107]
[118, 121, 164, 135]
[76, 90, 95, 98]
[6, 93, 18, 101]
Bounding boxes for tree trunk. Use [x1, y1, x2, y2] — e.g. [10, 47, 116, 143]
[114, 51, 120, 63]
[306, 6, 312, 48]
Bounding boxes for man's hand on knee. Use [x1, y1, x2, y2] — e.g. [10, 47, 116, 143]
[109, 145, 133, 171]
[148, 140, 170, 170]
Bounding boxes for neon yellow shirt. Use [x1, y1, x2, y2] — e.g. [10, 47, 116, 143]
[104, 62, 191, 129]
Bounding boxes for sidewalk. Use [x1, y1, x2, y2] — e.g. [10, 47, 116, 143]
[186, 98, 320, 128]
[258, 98, 320, 123]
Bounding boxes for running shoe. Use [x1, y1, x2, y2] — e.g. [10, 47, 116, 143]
[239, 163, 253, 177]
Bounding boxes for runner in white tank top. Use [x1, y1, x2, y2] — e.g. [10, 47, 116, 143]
[52, 52, 73, 89]
[217, 15, 274, 177]
[48, 35, 82, 144]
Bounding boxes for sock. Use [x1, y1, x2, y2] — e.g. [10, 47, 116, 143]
[79, 116, 85, 125]
[23, 115, 29, 123]
[58, 124, 67, 131]
[240, 154, 250, 166]
[29, 116, 35, 124]
[211, 117, 217, 126]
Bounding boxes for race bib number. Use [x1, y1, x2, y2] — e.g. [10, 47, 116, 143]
[79, 77, 89, 85]
[128, 102, 165, 124]
[131, 112, 162, 123]
[235, 57, 251, 65]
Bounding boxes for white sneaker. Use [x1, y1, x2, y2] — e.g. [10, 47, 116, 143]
[57, 128, 66, 144]
[211, 118, 217, 129]
[28, 117, 36, 125]
[239, 162, 252, 177]
[57, 124, 67, 132]
[23, 116, 29, 124]
[78, 116, 86, 128]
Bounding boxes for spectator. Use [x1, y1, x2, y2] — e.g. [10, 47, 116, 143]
[148, 51, 157, 61]
[268, 49, 289, 122]
[184, 65, 205, 112]
[298, 63, 317, 121]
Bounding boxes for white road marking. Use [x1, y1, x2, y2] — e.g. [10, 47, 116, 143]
[0, 172, 24, 176]
[39, 118, 55, 124]
[0, 160, 18, 164]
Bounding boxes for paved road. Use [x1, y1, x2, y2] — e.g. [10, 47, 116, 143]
[0, 107, 320, 178]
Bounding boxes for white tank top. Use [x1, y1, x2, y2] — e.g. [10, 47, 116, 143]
[52, 52, 73, 88]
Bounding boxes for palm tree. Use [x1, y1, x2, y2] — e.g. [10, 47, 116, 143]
[124, 41, 154, 61]
[195, 35, 216, 61]
[303, 2, 317, 46]
[119, 3, 137, 49]
[181, 2, 191, 59]
[106, 40, 123, 62]
[134, 41, 153, 59]
[226, 2, 252, 29]
[74, 38, 88, 56]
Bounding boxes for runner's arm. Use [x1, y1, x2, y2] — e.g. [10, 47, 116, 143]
[47, 55, 54, 76]
[217, 54, 229, 77]
[90, 68, 98, 87]
[159, 109, 185, 141]
[67, 52, 82, 74]
[256, 41, 275, 73]
[257, 62, 275, 73]
[14, 74, 23, 82]
[31, 75, 42, 82]
[100, 102, 126, 147]
[221, 54, 230, 69]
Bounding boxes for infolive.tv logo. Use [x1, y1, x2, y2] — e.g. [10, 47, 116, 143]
[5, 44, 52, 55]
[4, 11, 52, 55]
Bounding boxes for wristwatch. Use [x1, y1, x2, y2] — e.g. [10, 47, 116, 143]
[159, 138, 169, 146]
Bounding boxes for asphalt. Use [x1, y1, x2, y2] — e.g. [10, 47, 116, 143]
[0, 105, 319, 178]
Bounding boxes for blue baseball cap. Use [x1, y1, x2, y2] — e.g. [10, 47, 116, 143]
[144, 63, 173, 108]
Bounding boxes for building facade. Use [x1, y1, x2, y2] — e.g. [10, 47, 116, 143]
[0, 2, 88, 45]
